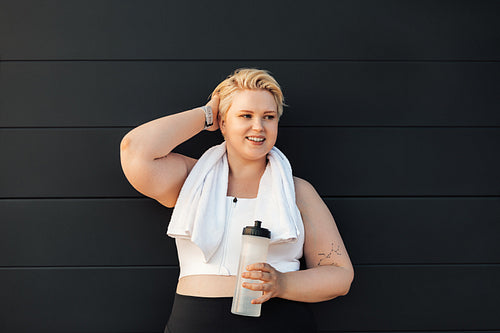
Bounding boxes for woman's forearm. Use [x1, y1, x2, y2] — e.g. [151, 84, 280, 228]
[278, 265, 354, 303]
[120, 107, 206, 160]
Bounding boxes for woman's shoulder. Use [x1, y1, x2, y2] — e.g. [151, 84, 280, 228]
[293, 176, 314, 193]
[293, 176, 321, 212]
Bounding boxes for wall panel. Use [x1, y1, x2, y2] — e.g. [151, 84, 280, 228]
[1, 198, 499, 267]
[311, 265, 500, 331]
[1, 265, 498, 332]
[1, 128, 498, 198]
[1, 0, 499, 60]
[0, 267, 178, 333]
[2, 61, 500, 127]
[0, 199, 176, 267]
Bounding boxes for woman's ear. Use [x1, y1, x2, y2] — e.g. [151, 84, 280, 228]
[219, 116, 225, 132]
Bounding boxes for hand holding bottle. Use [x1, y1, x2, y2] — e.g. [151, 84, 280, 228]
[241, 262, 284, 304]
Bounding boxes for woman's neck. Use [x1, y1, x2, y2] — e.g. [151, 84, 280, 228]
[226, 154, 267, 198]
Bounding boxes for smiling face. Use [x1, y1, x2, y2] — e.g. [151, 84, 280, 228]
[220, 89, 279, 164]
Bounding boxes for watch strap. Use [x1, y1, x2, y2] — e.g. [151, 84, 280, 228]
[201, 106, 213, 129]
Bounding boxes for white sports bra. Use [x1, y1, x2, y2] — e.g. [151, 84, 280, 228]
[176, 196, 304, 279]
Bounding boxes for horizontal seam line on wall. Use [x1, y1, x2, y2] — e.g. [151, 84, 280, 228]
[1, 263, 499, 270]
[354, 263, 500, 268]
[323, 195, 500, 199]
[0, 196, 499, 201]
[0, 265, 178, 270]
[286, 125, 500, 128]
[1, 59, 500, 63]
[324, 329, 500, 333]
[1, 126, 500, 129]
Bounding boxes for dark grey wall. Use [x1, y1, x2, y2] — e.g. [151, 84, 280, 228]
[1, 1, 499, 332]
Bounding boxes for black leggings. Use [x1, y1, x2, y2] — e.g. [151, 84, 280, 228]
[165, 293, 318, 333]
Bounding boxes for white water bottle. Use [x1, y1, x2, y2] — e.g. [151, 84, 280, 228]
[231, 220, 271, 317]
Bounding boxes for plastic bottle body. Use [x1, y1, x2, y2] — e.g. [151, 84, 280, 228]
[231, 234, 270, 317]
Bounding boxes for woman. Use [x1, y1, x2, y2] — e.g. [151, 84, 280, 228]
[120, 68, 354, 332]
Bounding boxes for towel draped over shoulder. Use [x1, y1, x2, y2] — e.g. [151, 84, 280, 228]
[167, 142, 302, 263]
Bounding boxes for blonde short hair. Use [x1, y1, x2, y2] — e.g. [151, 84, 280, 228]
[211, 68, 284, 119]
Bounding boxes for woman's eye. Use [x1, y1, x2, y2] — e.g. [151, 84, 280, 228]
[241, 114, 252, 118]
[265, 115, 275, 120]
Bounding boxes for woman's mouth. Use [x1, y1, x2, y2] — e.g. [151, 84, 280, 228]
[246, 136, 265, 143]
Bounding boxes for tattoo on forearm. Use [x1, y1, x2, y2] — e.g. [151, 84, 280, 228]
[317, 242, 342, 266]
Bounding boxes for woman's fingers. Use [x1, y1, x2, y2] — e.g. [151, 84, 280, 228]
[250, 293, 272, 305]
[241, 271, 272, 281]
[242, 281, 271, 291]
[245, 262, 272, 272]
[242, 281, 277, 304]
[241, 263, 283, 304]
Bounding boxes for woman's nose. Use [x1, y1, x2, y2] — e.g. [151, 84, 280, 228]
[252, 118, 264, 130]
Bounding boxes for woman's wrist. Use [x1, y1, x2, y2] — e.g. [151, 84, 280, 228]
[199, 105, 213, 130]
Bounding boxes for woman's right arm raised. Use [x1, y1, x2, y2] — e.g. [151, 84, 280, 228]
[120, 95, 220, 208]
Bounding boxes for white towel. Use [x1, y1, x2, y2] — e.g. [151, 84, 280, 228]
[167, 142, 302, 263]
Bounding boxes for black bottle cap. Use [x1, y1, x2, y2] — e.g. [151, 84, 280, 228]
[242, 220, 271, 239]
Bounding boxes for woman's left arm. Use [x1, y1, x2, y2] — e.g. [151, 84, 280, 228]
[242, 177, 354, 303]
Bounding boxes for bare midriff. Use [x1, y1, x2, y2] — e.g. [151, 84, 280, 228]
[176, 275, 238, 297]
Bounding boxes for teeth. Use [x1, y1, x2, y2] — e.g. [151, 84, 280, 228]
[247, 136, 265, 142]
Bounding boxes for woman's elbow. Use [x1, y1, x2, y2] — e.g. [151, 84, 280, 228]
[120, 134, 133, 154]
[316, 266, 355, 301]
[330, 266, 354, 298]
[120, 136, 133, 170]
[339, 267, 354, 296]
[120, 134, 140, 168]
